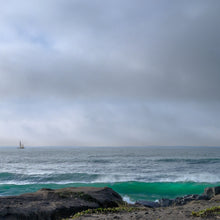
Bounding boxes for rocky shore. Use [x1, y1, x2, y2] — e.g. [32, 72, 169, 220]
[0, 186, 219, 220]
[73, 194, 220, 220]
[136, 185, 220, 208]
[0, 187, 123, 220]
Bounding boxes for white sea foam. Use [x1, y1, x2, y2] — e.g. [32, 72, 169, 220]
[160, 173, 220, 183]
[91, 175, 133, 183]
[1, 147, 220, 186]
[122, 195, 135, 204]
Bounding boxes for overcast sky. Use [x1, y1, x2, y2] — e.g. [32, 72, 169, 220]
[0, 0, 220, 146]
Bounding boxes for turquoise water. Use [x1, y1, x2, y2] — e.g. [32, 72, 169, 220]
[0, 146, 219, 202]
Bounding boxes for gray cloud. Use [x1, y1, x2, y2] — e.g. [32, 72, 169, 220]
[0, 0, 220, 146]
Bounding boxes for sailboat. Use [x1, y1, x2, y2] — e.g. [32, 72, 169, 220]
[19, 141, 25, 149]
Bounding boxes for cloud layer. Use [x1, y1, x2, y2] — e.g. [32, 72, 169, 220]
[0, 0, 220, 146]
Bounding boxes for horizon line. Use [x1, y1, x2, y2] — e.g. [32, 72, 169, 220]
[0, 145, 220, 148]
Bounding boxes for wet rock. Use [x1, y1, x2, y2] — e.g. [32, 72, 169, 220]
[204, 187, 215, 198]
[173, 194, 198, 206]
[0, 187, 123, 220]
[204, 186, 220, 199]
[135, 186, 220, 209]
[159, 198, 174, 207]
[196, 194, 209, 200]
[135, 200, 160, 208]
[214, 186, 220, 195]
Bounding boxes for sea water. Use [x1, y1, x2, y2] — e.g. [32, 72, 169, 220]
[0, 146, 219, 202]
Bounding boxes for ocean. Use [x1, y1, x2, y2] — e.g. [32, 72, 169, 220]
[0, 146, 219, 203]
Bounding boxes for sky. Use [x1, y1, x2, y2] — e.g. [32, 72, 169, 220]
[0, 0, 220, 147]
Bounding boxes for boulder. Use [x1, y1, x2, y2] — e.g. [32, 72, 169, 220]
[196, 194, 209, 200]
[0, 187, 123, 220]
[204, 186, 220, 199]
[135, 200, 160, 208]
[173, 194, 198, 206]
[213, 186, 220, 195]
[134, 186, 220, 209]
[159, 198, 174, 207]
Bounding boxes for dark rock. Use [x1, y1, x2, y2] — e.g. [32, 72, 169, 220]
[135, 193, 209, 208]
[134, 186, 220, 209]
[135, 200, 160, 208]
[214, 186, 220, 195]
[204, 186, 220, 199]
[173, 194, 198, 206]
[0, 187, 123, 220]
[196, 194, 209, 200]
[204, 187, 215, 198]
[159, 198, 173, 207]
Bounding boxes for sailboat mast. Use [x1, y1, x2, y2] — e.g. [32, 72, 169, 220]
[19, 141, 24, 149]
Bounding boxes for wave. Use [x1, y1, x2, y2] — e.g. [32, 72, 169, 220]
[0, 181, 219, 201]
[159, 173, 220, 183]
[0, 172, 99, 184]
[1, 172, 220, 185]
[157, 158, 220, 164]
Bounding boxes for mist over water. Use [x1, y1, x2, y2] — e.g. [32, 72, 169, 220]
[0, 146, 220, 201]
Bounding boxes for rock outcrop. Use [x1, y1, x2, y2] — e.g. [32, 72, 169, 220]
[204, 186, 220, 199]
[136, 185, 220, 208]
[0, 187, 123, 220]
